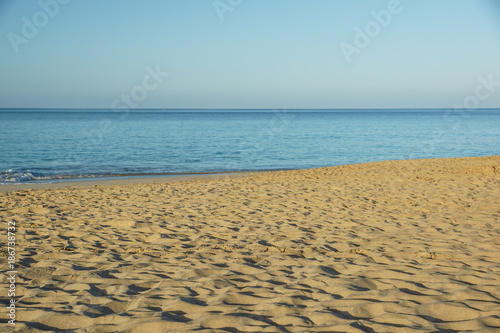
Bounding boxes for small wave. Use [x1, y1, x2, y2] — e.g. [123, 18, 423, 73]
[0, 169, 147, 184]
[0, 169, 104, 184]
[0, 170, 41, 183]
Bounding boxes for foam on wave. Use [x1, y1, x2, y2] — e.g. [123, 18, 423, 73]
[0, 169, 58, 184]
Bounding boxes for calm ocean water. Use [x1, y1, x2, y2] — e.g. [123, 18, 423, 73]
[1, 109, 499, 184]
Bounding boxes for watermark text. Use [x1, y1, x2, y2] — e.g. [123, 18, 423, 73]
[7, 0, 72, 54]
[6, 221, 17, 326]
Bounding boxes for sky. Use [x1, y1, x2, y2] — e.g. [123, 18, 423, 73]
[0, 0, 500, 109]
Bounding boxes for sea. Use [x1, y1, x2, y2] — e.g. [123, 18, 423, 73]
[1, 109, 499, 184]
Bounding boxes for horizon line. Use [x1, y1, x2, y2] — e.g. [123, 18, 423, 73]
[1, 107, 500, 111]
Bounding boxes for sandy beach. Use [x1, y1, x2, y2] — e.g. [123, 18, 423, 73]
[1, 156, 499, 332]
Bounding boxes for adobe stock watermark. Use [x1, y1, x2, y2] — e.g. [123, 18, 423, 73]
[7, 0, 72, 54]
[83, 65, 169, 147]
[410, 74, 499, 166]
[189, 106, 292, 217]
[453, 74, 499, 111]
[110, 65, 169, 110]
[340, 0, 412, 64]
[237, 107, 293, 165]
[213, 0, 243, 21]
[442, 74, 500, 130]
[6, 221, 17, 326]
[385, 74, 499, 191]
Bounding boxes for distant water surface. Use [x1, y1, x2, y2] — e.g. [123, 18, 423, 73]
[1, 109, 499, 183]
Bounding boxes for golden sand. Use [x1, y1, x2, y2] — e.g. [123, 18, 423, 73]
[1, 156, 499, 332]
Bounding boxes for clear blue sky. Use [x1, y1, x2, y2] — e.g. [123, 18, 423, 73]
[1, 0, 499, 109]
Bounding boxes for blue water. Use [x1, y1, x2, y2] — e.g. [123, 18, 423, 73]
[1, 109, 499, 183]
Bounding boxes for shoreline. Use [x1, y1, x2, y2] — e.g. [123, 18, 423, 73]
[1, 155, 498, 193]
[0, 171, 256, 193]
